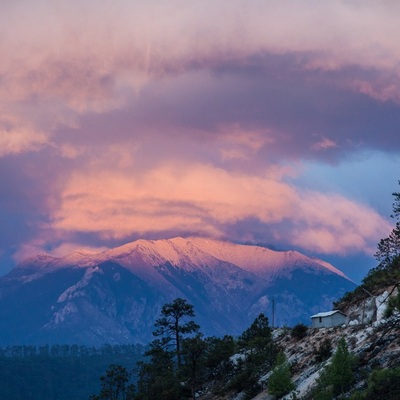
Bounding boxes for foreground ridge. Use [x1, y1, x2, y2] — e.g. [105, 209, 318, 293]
[198, 286, 400, 399]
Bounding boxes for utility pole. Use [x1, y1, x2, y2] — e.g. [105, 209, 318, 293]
[272, 297, 275, 328]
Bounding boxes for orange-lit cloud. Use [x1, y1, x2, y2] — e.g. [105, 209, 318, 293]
[290, 192, 390, 254]
[50, 162, 390, 255]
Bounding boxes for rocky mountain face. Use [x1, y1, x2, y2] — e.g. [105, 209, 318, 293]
[0, 237, 355, 346]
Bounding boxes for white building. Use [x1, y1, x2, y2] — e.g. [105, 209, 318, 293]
[310, 310, 347, 328]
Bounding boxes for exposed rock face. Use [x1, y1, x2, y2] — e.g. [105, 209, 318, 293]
[0, 237, 355, 346]
[345, 287, 398, 325]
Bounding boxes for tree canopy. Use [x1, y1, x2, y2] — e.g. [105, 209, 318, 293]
[375, 181, 400, 268]
[153, 298, 200, 368]
[268, 351, 295, 398]
[314, 337, 356, 399]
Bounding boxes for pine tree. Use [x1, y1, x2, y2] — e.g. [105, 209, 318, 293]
[375, 181, 400, 268]
[330, 337, 356, 396]
[239, 313, 272, 349]
[181, 334, 207, 400]
[135, 299, 200, 400]
[268, 352, 294, 398]
[90, 364, 135, 400]
[135, 341, 183, 400]
[238, 313, 277, 368]
[153, 298, 200, 368]
[314, 337, 356, 399]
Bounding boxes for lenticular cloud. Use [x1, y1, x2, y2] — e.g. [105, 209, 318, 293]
[51, 163, 390, 256]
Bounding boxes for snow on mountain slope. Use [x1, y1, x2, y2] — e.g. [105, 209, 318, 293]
[11, 237, 349, 290]
[14, 237, 349, 284]
[81, 237, 349, 285]
[0, 237, 356, 345]
[101, 237, 224, 269]
[70, 236, 348, 279]
[183, 237, 348, 279]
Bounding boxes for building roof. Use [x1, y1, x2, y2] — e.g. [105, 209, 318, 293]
[310, 310, 346, 319]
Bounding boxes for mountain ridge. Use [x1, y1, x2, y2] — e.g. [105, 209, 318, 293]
[15, 237, 350, 280]
[0, 237, 355, 346]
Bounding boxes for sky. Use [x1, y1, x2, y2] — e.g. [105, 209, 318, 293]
[1, 0, 400, 283]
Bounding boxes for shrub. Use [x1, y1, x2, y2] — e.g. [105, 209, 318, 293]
[313, 338, 356, 399]
[315, 338, 332, 363]
[268, 352, 295, 398]
[384, 290, 400, 318]
[291, 323, 308, 340]
[362, 367, 400, 400]
[228, 364, 260, 395]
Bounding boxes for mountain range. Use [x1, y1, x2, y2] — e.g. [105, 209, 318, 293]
[0, 237, 355, 346]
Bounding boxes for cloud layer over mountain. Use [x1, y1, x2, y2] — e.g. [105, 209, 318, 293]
[1, 1, 399, 279]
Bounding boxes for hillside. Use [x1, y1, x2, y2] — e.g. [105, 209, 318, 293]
[197, 284, 400, 400]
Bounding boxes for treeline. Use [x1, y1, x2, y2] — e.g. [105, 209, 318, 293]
[0, 344, 145, 400]
[0, 343, 144, 359]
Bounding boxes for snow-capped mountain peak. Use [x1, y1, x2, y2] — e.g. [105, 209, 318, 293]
[49, 236, 349, 280]
[1, 237, 355, 346]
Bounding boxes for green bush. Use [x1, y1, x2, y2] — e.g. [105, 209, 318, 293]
[291, 323, 308, 340]
[228, 363, 260, 394]
[315, 338, 332, 363]
[204, 335, 235, 377]
[268, 352, 294, 398]
[313, 338, 356, 399]
[350, 367, 400, 400]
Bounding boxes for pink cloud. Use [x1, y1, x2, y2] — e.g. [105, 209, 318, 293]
[311, 136, 338, 151]
[49, 162, 390, 256]
[289, 192, 391, 254]
[0, 112, 49, 156]
[0, 127, 48, 156]
[1, 0, 400, 113]
[217, 125, 273, 161]
[0, 0, 398, 166]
